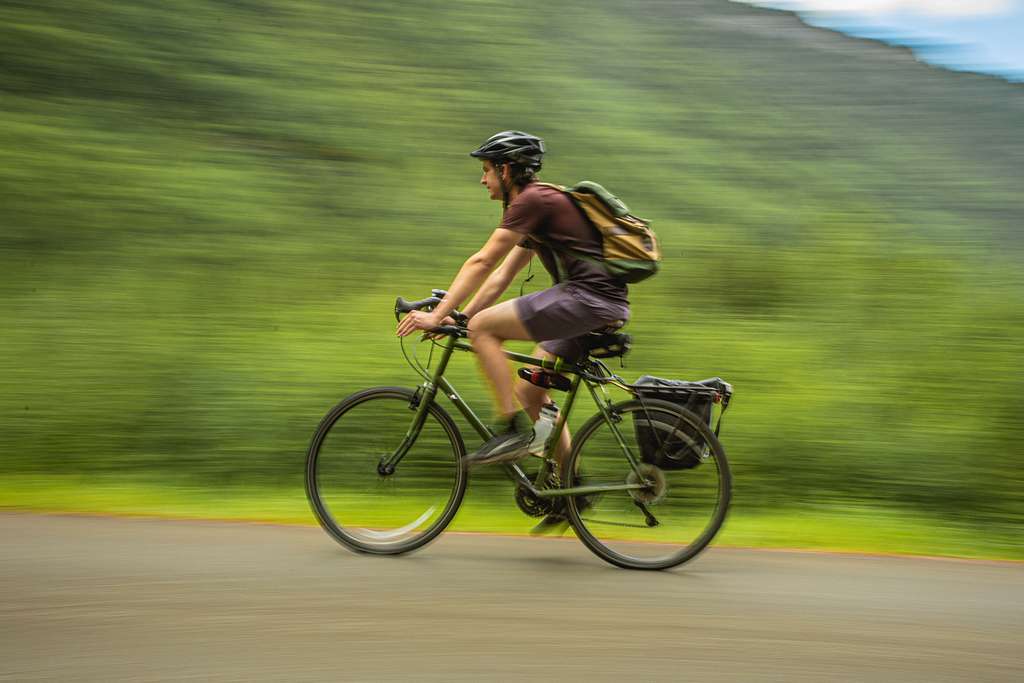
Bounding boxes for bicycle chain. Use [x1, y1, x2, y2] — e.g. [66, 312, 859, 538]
[576, 516, 650, 529]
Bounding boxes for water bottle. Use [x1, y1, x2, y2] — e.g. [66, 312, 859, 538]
[528, 403, 559, 456]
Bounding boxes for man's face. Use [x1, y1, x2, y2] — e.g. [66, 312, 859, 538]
[480, 161, 505, 201]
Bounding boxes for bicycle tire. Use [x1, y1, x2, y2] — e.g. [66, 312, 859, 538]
[564, 398, 731, 570]
[305, 386, 468, 555]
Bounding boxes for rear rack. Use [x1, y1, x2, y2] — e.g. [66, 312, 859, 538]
[628, 377, 733, 408]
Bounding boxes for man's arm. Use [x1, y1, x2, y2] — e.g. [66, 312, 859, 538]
[430, 228, 522, 320]
[461, 245, 534, 319]
[396, 228, 521, 337]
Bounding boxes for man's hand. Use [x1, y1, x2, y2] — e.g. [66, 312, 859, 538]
[424, 315, 458, 340]
[396, 310, 445, 337]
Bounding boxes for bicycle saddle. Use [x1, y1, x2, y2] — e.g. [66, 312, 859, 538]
[585, 328, 631, 359]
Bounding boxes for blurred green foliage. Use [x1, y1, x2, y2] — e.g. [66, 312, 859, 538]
[2, 0, 1022, 539]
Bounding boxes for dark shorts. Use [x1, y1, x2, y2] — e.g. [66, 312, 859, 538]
[514, 283, 630, 363]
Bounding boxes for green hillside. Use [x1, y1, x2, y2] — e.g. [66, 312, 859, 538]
[2, 0, 1022, 556]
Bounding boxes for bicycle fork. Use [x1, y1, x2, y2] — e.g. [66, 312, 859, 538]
[378, 336, 460, 475]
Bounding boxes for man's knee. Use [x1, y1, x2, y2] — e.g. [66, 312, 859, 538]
[467, 321, 499, 344]
[467, 313, 499, 342]
[468, 300, 531, 343]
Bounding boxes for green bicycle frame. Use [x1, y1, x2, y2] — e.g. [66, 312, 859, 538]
[382, 333, 650, 500]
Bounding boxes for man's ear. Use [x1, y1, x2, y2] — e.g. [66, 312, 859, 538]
[500, 163, 511, 182]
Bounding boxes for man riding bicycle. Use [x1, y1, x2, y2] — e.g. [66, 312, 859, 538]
[395, 131, 630, 489]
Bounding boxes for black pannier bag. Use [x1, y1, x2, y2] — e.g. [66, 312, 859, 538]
[631, 375, 732, 470]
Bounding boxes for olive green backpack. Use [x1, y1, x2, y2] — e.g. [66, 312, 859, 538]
[537, 181, 661, 283]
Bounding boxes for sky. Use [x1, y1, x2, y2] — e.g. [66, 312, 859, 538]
[736, 0, 1024, 81]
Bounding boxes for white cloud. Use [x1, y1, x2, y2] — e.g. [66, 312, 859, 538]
[757, 1, 1018, 17]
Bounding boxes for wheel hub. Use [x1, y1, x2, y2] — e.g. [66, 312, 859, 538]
[627, 464, 667, 505]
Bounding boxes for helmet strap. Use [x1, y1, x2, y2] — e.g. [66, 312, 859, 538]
[498, 162, 510, 210]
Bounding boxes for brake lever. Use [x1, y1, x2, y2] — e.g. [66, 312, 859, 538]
[430, 325, 468, 338]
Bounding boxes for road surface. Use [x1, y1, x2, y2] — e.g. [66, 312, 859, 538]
[1, 513, 1021, 681]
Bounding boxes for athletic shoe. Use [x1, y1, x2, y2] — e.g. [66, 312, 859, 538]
[465, 411, 534, 467]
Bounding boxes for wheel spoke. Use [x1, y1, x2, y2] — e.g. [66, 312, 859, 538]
[357, 506, 437, 540]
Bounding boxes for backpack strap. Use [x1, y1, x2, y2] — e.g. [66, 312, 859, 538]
[529, 182, 603, 283]
[527, 182, 572, 283]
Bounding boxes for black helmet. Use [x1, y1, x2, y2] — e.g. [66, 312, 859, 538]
[469, 130, 545, 170]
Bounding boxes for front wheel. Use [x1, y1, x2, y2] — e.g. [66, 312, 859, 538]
[305, 387, 468, 555]
[564, 398, 731, 570]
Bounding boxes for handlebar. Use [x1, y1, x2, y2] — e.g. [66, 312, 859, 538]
[394, 295, 442, 317]
[394, 291, 469, 338]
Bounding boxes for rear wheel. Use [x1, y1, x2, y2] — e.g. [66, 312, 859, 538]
[305, 387, 467, 555]
[564, 399, 731, 570]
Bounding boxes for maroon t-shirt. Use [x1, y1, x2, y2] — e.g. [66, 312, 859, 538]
[499, 183, 629, 305]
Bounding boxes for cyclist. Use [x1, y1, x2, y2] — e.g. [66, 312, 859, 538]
[395, 130, 629, 478]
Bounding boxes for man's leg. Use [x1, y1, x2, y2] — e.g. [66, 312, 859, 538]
[463, 300, 537, 465]
[468, 299, 534, 417]
[516, 347, 581, 537]
[514, 345, 572, 466]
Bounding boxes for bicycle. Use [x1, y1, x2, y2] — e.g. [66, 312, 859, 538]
[305, 290, 733, 570]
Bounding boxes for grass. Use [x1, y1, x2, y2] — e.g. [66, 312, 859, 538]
[3, 475, 1019, 561]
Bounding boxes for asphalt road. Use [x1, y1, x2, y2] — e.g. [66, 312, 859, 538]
[1, 513, 1021, 682]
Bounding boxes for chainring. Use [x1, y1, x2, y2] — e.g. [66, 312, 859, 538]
[626, 463, 667, 505]
[514, 485, 554, 518]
